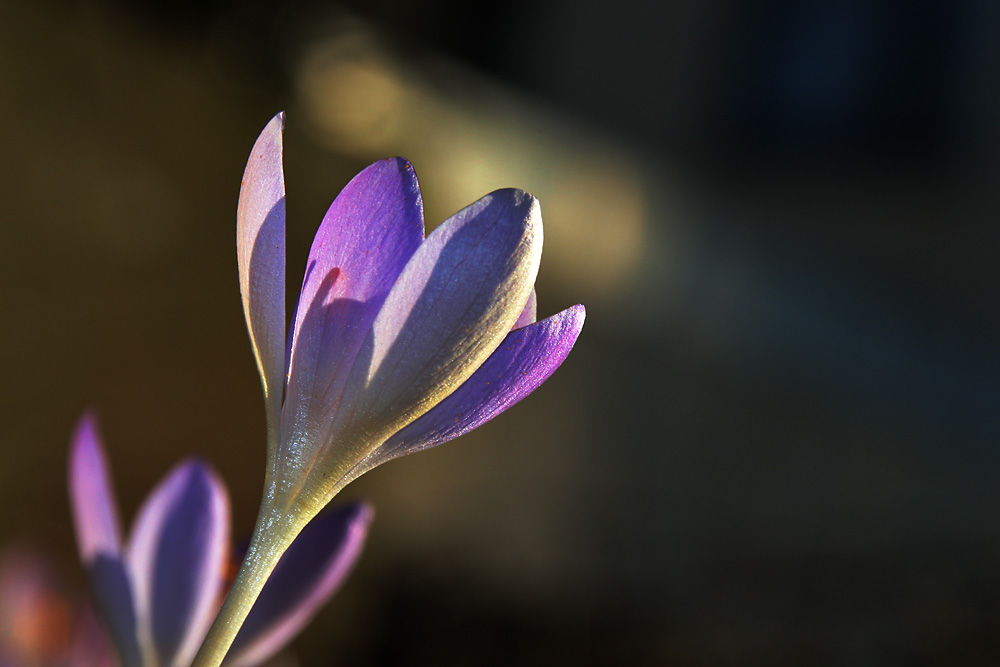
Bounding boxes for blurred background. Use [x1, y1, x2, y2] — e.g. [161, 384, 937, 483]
[1, 0, 999, 664]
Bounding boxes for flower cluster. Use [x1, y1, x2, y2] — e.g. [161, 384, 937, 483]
[4, 112, 583, 667]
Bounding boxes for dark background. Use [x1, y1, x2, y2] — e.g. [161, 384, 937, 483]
[1, 0, 999, 664]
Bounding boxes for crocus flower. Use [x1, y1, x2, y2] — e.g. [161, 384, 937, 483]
[68, 414, 372, 667]
[196, 112, 584, 665]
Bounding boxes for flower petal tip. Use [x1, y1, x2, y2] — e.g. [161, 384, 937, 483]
[387, 156, 413, 170]
[494, 187, 536, 206]
[490, 188, 541, 224]
[69, 413, 122, 564]
[261, 111, 285, 136]
[348, 501, 375, 528]
[173, 456, 222, 481]
[69, 409, 104, 464]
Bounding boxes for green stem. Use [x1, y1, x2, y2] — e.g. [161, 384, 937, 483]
[190, 502, 303, 667]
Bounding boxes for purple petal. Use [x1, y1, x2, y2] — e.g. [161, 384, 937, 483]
[226, 503, 374, 667]
[367, 305, 585, 468]
[69, 414, 122, 564]
[514, 289, 537, 329]
[281, 158, 423, 456]
[339, 188, 543, 452]
[87, 556, 143, 667]
[67, 415, 143, 665]
[127, 461, 230, 667]
[237, 113, 286, 430]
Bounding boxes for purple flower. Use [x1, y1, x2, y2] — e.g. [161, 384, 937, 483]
[238, 111, 584, 512]
[68, 414, 372, 667]
[196, 112, 584, 665]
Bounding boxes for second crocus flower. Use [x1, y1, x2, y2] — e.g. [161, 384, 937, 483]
[69, 414, 371, 667]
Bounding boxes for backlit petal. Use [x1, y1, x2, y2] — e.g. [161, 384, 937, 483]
[68, 414, 121, 564]
[68, 415, 143, 665]
[226, 503, 373, 667]
[282, 158, 423, 457]
[127, 462, 230, 667]
[365, 305, 585, 470]
[346, 188, 542, 449]
[237, 113, 286, 437]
